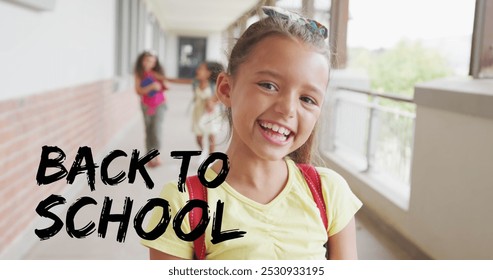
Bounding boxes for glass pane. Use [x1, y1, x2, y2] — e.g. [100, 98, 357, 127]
[347, 0, 476, 97]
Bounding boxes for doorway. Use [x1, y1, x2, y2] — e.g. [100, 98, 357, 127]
[178, 37, 207, 78]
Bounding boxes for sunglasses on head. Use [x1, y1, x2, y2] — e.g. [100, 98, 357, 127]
[262, 6, 329, 40]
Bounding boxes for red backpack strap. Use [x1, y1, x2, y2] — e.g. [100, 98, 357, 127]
[297, 164, 328, 230]
[186, 175, 208, 260]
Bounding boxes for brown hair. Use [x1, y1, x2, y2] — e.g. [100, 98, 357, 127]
[134, 50, 165, 79]
[225, 13, 331, 164]
[203, 61, 224, 84]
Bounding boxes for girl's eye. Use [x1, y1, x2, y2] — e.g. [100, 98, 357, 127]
[258, 82, 277, 91]
[300, 96, 317, 105]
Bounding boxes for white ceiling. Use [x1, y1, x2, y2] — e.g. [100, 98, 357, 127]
[145, 0, 260, 35]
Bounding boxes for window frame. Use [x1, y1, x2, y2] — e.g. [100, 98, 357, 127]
[470, 0, 493, 78]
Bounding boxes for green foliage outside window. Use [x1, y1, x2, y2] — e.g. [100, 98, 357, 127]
[349, 40, 453, 98]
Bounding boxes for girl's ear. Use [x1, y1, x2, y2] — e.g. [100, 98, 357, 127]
[215, 72, 232, 107]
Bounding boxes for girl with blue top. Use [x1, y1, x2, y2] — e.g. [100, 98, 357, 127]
[141, 6, 362, 260]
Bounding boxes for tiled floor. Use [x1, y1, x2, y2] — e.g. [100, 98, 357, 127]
[21, 84, 420, 260]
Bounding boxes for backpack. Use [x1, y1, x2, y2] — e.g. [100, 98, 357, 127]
[185, 163, 328, 260]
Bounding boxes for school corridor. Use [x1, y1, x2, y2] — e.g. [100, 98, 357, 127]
[15, 84, 424, 260]
[1, 0, 492, 260]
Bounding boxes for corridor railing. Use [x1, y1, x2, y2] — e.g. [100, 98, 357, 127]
[321, 86, 416, 196]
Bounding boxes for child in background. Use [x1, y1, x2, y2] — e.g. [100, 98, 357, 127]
[141, 6, 362, 259]
[134, 50, 168, 167]
[191, 61, 225, 154]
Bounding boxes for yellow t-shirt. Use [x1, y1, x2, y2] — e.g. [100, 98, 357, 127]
[141, 159, 362, 260]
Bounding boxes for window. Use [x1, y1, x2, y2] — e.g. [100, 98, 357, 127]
[322, 0, 478, 209]
[115, 0, 165, 78]
[346, 0, 476, 97]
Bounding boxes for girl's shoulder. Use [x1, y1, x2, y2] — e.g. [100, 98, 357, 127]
[312, 165, 356, 201]
[287, 159, 348, 190]
[287, 159, 359, 207]
[192, 79, 215, 92]
[314, 166, 349, 189]
[306, 165, 362, 236]
[157, 180, 190, 206]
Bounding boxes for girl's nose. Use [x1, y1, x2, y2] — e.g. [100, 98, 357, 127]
[274, 92, 296, 118]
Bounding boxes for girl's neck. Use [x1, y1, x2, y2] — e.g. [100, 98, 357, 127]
[212, 137, 288, 191]
[198, 79, 209, 89]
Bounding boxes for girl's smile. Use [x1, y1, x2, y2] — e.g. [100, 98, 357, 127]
[258, 120, 294, 145]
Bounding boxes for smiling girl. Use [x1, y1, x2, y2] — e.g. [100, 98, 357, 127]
[141, 6, 362, 260]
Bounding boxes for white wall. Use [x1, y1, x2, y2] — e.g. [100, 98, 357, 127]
[409, 103, 493, 259]
[0, 0, 116, 100]
[206, 31, 228, 66]
[408, 78, 493, 259]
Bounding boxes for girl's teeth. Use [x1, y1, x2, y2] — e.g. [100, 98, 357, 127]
[268, 131, 287, 141]
[260, 121, 291, 137]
